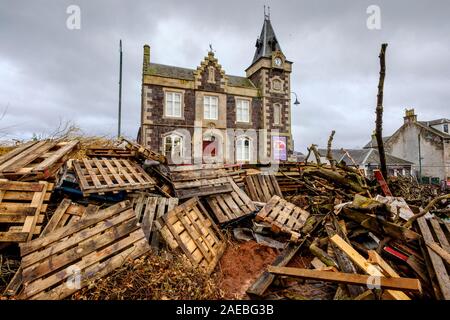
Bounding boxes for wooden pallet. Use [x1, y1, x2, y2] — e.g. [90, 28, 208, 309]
[18, 201, 150, 300]
[417, 217, 450, 300]
[205, 179, 256, 224]
[0, 140, 79, 181]
[120, 137, 167, 164]
[169, 165, 234, 199]
[0, 180, 53, 242]
[155, 197, 226, 274]
[3, 199, 94, 296]
[73, 158, 156, 195]
[255, 195, 310, 242]
[244, 173, 283, 203]
[133, 194, 179, 241]
[86, 147, 135, 158]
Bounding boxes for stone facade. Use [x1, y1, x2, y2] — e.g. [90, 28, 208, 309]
[139, 16, 294, 164]
[384, 109, 450, 184]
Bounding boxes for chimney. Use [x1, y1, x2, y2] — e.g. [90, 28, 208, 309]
[404, 108, 417, 124]
[370, 130, 377, 148]
[143, 44, 150, 74]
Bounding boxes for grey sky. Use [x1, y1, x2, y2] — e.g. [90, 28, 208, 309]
[0, 0, 449, 152]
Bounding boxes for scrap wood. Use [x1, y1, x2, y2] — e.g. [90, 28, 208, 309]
[246, 214, 327, 298]
[267, 266, 421, 293]
[330, 234, 411, 300]
[0, 140, 79, 180]
[341, 207, 420, 242]
[205, 179, 256, 224]
[244, 173, 283, 203]
[73, 158, 156, 195]
[404, 194, 450, 228]
[0, 180, 53, 243]
[18, 200, 150, 300]
[3, 199, 93, 296]
[256, 195, 310, 242]
[155, 197, 226, 274]
[416, 217, 450, 299]
[119, 137, 166, 164]
[426, 241, 450, 265]
[86, 147, 135, 158]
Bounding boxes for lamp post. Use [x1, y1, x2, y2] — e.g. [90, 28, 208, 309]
[291, 91, 300, 106]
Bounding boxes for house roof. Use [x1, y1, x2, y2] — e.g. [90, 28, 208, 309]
[422, 118, 449, 126]
[317, 148, 413, 166]
[146, 63, 256, 89]
[417, 121, 450, 139]
[252, 17, 283, 64]
[363, 136, 391, 149]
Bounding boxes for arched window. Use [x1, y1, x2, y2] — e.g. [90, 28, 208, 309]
[236, 137, 251, 162]
[164, 133, 184, 159]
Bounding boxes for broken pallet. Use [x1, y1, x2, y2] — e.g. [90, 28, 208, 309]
[0, 140, 79, 181]
[205, 179, 256, 224]
[155, 197, 226, 274]
[18, 201, 150, 300]
[0, 180, 53, 242]
[73, 158, 156, 195]
[256, 195, 310, 242]
[244, 173, 283, 203]
[120, 137, 167, 164]
[86, 147, 135, 158]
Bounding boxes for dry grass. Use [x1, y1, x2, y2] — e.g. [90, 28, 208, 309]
[70, 251, 224, 300]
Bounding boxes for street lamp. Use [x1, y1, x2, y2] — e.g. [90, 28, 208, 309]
[291, 92, 300, 105]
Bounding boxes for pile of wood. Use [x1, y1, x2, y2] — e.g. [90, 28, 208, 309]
[0, 137, 448, 301]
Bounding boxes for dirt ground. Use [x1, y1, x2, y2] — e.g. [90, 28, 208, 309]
[216, 240, 279, 299]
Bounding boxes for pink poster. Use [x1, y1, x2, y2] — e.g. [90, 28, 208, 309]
[272, 136, 287, 161]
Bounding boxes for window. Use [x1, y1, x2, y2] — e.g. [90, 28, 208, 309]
[165, 92, 182, 118]
[164, 134, 183, 158]
[236, 99, 250, 123]
[236, 137, 251, 162]
[444, 124, 448, 133]
[204, 96, 218, 120]
[273, 104, 281, 125]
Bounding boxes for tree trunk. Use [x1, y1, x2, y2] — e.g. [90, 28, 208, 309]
[376, 43, 388, 179]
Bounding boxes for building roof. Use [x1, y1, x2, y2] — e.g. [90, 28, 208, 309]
[417, 121, 450, 139]
[317, 148, 413, 166]
[146, 62, 256, 89]
[252, 17, 282, 64]
[363, 136, 391, 149]
[422, 118, 449, 126]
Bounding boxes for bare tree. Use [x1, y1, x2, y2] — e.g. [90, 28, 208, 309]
[375, 43, 388, 179]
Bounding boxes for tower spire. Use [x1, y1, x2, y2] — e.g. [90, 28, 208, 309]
[252, 8, 282, 64]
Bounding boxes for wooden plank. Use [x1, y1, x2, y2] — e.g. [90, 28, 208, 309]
[330, 234, 411, 300]
[92, 158, 114, 187]
[40, 199, 71, 237]
[417, 217, 450, 299]
[31, 141, 78, 172]
[268, 267, 422, 292]
[426, 241, 450, 265]
[82, 158, 103, 188]
[0, 141, 48, 172]
[0, 141, 37, 167]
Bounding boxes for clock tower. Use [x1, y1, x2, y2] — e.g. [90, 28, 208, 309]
[246, 12, 293, 162]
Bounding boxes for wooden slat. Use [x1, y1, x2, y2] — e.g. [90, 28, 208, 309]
[0, 141, 38, 166]
[330, 234, 411, 300]
[31, 140, 78, 172]
[417, 217, 450, 299]
[268, 267, 422, 292]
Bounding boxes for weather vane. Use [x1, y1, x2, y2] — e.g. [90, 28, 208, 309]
[209, 44, 215, 53]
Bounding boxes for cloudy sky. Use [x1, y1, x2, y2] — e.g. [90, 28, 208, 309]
[0, 0, 449, 152]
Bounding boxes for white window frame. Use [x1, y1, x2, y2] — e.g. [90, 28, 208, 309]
[164, 91, 182, 118]
[236, 137, 251, 162]
[163, 133, 184, 158]
[204, 95, 218, 120]
[236, 99, 250, 123]
[273, 103, 281, 125]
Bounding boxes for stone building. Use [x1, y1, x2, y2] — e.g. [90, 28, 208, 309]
[365, 109, 450, 184]
[138, 14, 293, 164]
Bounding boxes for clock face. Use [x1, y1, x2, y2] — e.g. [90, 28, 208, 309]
[274, 57, 282, 66]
